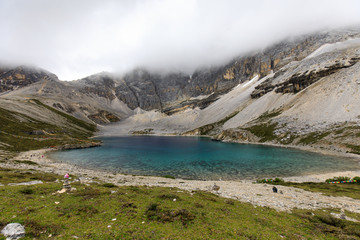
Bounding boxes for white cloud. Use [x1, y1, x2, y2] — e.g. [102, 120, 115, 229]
[0, 0, 359, 80]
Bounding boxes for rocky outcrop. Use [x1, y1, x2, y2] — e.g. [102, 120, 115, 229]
[55, 142, 102, 150]
[0, 66, 57, 93]
[251, 55, 360, 98]
[71, 29, 360, 114]
[214, 129, 258, 142]
[87, 110, 120, 124]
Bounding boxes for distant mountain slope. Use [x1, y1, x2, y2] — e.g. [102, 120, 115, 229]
[102, 30, 360, 155]
[0, 98, 98, 154]
[1, 27, 360, 155]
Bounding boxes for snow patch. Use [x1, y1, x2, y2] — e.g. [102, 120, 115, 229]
[306, 38, 360, 59]
[189, 93, 213, 101]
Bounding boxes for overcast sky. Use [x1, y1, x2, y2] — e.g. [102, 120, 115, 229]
[0, 0, 360, 80]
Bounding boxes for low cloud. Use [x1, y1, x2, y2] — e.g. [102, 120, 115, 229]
[0, 0, 360, 80]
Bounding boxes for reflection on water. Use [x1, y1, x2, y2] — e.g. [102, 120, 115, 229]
[50, 136, 360, 180]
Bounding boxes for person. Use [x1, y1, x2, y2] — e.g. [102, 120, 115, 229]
[272, 186, 278, 193]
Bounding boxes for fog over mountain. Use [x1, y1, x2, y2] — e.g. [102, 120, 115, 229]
[1, 0, 360, 80]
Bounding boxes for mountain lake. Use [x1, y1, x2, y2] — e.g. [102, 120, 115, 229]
[49, 136, 360, 180]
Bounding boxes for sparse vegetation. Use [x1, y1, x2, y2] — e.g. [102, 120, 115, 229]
[256, 178, 285, 183]
[102, 182, 117, 188]
[345, 144, 360, 155]
[245, 123, 278, 142]
[265, 178, 360, 200]
[162, 175, 176, 179]
[256, 109, 282, 122]
[131, 128, 154, 135]
[0, 100, 98, 153]
[325, 176, 352, 183]
[31, 99, 96, 133]
[186, 110, 240, 135]
[299, 131, 331, 145]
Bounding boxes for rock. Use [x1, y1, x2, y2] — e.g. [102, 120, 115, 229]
[8, 180, 43, 186]
[212, 184, 220, 191]
[1, 223, 25, 240]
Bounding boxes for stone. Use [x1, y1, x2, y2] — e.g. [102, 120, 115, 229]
[1, 223, 25, 240]
[8, 180, 43, 186]
[212, 184, 220, 191]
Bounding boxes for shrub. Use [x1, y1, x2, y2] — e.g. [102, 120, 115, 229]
[352, 176, 360, 183]
[162, 175, 176, 179]
[225, 199, 235, 205]
[20, 188, 34, 194]
[274, 178, 284, 183]
[325, 176, 351, 183]
[102, 183, 116, 188]
[256, 178, 284, 183]
[315, 215, 345, 228]
[158, 194, 180, 200]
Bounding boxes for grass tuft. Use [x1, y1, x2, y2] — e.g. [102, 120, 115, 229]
[19, 188, 34, 194]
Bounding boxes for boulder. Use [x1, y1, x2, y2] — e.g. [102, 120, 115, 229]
[1, 223, 25, 240]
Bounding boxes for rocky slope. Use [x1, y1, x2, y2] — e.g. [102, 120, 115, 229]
[2, 27, 360, 154]
[101, 29, 360, 155]
[67, 28, 360, 116]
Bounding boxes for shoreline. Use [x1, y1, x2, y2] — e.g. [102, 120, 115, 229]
[1, 147, 360, 213]
[51, 132, 360, 182]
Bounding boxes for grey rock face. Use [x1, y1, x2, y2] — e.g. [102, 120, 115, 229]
[8, 180, 43, 186]
[1, 28, 359, 120]
[1, 223, 25, 240]
[0, 66, 57, 93]
[71, 29, 360, 114]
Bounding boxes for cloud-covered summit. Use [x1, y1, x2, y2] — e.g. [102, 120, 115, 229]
[1, 0, 360, 80]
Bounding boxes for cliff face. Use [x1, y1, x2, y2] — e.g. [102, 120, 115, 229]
[0, 66, 57, 94]
[1, 28, 360, 129]
[70, 29, 360, 115]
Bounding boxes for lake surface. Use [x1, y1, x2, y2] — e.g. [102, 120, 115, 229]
[50, 136, 360, 180]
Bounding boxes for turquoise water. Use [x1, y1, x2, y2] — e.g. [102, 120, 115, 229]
[50, 136, 360, 180]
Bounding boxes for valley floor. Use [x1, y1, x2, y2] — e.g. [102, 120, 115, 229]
[1, 148, 360, 214]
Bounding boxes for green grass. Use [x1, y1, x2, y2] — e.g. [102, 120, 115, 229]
[187, 110, 240, 135]
[271, 181, 360, 200]
[0, 168, 57, 184]
[256, 109, 282, 122]
[245, 123, 278, 142]
[0, 169, 360, 239]
[299, 131, 331, 145]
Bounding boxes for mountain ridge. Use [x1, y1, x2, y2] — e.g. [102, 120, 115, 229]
[2, 27, 360, 155]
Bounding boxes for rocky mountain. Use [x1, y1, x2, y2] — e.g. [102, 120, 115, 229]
[2, 27, 360, 154]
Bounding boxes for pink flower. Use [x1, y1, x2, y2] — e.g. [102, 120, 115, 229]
[64, 173, 69, 179]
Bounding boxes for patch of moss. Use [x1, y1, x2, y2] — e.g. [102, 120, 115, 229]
[245, 123, 278, 142]
[299, 131, 331, 145]
[187, 110, 240, 135]
[270, 181, 360, 200]
[256, 109, 282, 122]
